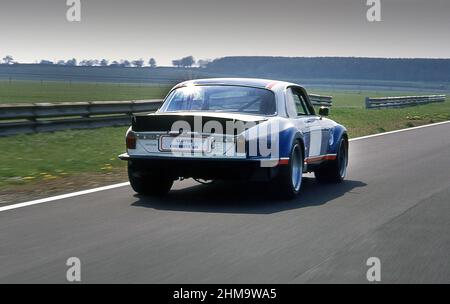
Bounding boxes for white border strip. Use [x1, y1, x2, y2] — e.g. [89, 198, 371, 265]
[0, 182, 130, 212]
[1, 120, 449, 213]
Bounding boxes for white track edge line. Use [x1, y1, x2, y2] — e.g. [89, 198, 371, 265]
[349, 120, 450, 142]
[1, 120, 449, 212]
[0, 182, 130, 212]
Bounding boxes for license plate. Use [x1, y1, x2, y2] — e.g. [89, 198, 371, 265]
[159, 136, 212, 153]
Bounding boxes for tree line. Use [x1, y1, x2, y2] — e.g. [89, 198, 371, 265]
[205, 56, 450, 83]
[3, 55, 450, 83]
[1, 56, 158, 68]
[1, 55, 211, 69]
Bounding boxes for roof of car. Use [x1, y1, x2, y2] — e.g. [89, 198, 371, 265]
[177, 78, 300, 90]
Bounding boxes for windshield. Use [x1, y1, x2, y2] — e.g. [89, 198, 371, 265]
[159, 85, 276, 115]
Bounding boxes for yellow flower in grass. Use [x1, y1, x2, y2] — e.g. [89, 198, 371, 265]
[101, 164, 113, 170]
[23, 176, 36, 181]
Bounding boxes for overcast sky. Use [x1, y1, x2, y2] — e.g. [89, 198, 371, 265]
[1, 0, 449, 65]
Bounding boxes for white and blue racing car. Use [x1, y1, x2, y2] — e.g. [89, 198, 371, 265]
[119, 78, 348, 198]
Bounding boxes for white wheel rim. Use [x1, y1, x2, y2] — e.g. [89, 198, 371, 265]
[338, 143, 348, 178]
[291, 145, 302, 191]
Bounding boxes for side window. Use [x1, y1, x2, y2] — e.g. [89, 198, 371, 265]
[287, 87, 312, 117]
[293, 93, 309, 115]
[286, 88, 298, 118]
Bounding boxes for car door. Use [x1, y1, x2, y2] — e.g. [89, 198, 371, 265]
[299, 89, 333, 157]
[286, 87, 328, 159]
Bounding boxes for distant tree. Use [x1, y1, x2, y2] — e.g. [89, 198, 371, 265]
[132, 59, 144, 68]
[120, 60, 131, 67]
[180, 56, 195, 68]
[39, 60, 54, 65]
[65, 58, 77, 66]
[197, 59, 211, 69]
[109, 61, 120, 67]
[100, 59, 109, 67]
[79, 59, 99, 66]
[173, 56, 195, 68]
[2, 55, 14, 65]
[149, 58, 157, 68]
[172, 59, 182, 68]
[56, 60, 66, 65]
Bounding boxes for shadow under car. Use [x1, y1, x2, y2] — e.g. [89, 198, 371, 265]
[131, 177, 367, 215]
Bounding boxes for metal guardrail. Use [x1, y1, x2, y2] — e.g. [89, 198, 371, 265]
[0, 95, 333, 137]
[365, 95, 445, 109]
[309, 94, 333, 107]
[0, 100, 162, 137]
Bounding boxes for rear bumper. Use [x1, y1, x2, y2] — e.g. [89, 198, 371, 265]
[119, 153, 283, 181]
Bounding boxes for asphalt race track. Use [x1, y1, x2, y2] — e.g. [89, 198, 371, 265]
[1, 122, 450, 283]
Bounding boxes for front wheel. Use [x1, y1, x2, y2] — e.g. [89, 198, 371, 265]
[314, 138, 348, 183]
[275, 141, 303, 199]
[128, 162, 173, 195]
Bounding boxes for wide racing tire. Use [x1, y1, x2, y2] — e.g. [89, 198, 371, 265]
[314, 138, 348, 183]
[275, 141, 304, 199]
[128, 162, 173, 195]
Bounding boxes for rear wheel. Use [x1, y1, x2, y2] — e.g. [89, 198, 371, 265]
[314, 138, 348, 183]
[128, 162, 173, 195]
[275, 141, 303, 199]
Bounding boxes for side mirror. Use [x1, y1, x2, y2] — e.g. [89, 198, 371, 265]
[319, 106, 329, 117]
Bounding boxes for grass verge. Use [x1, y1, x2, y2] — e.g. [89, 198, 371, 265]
[329, 101, 450, 137]
[0, 81, 170, 104]
[0, 127, 128, 189]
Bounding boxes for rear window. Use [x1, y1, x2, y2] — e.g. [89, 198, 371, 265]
[160, 85, 276, 115]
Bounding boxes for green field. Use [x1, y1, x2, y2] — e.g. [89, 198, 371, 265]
[0, 80, 444, 107]
[0, 81, 170, 104]
[0, 81, 449, 189]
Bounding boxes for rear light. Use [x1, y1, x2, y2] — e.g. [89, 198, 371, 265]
[126, 131, 137, 150]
